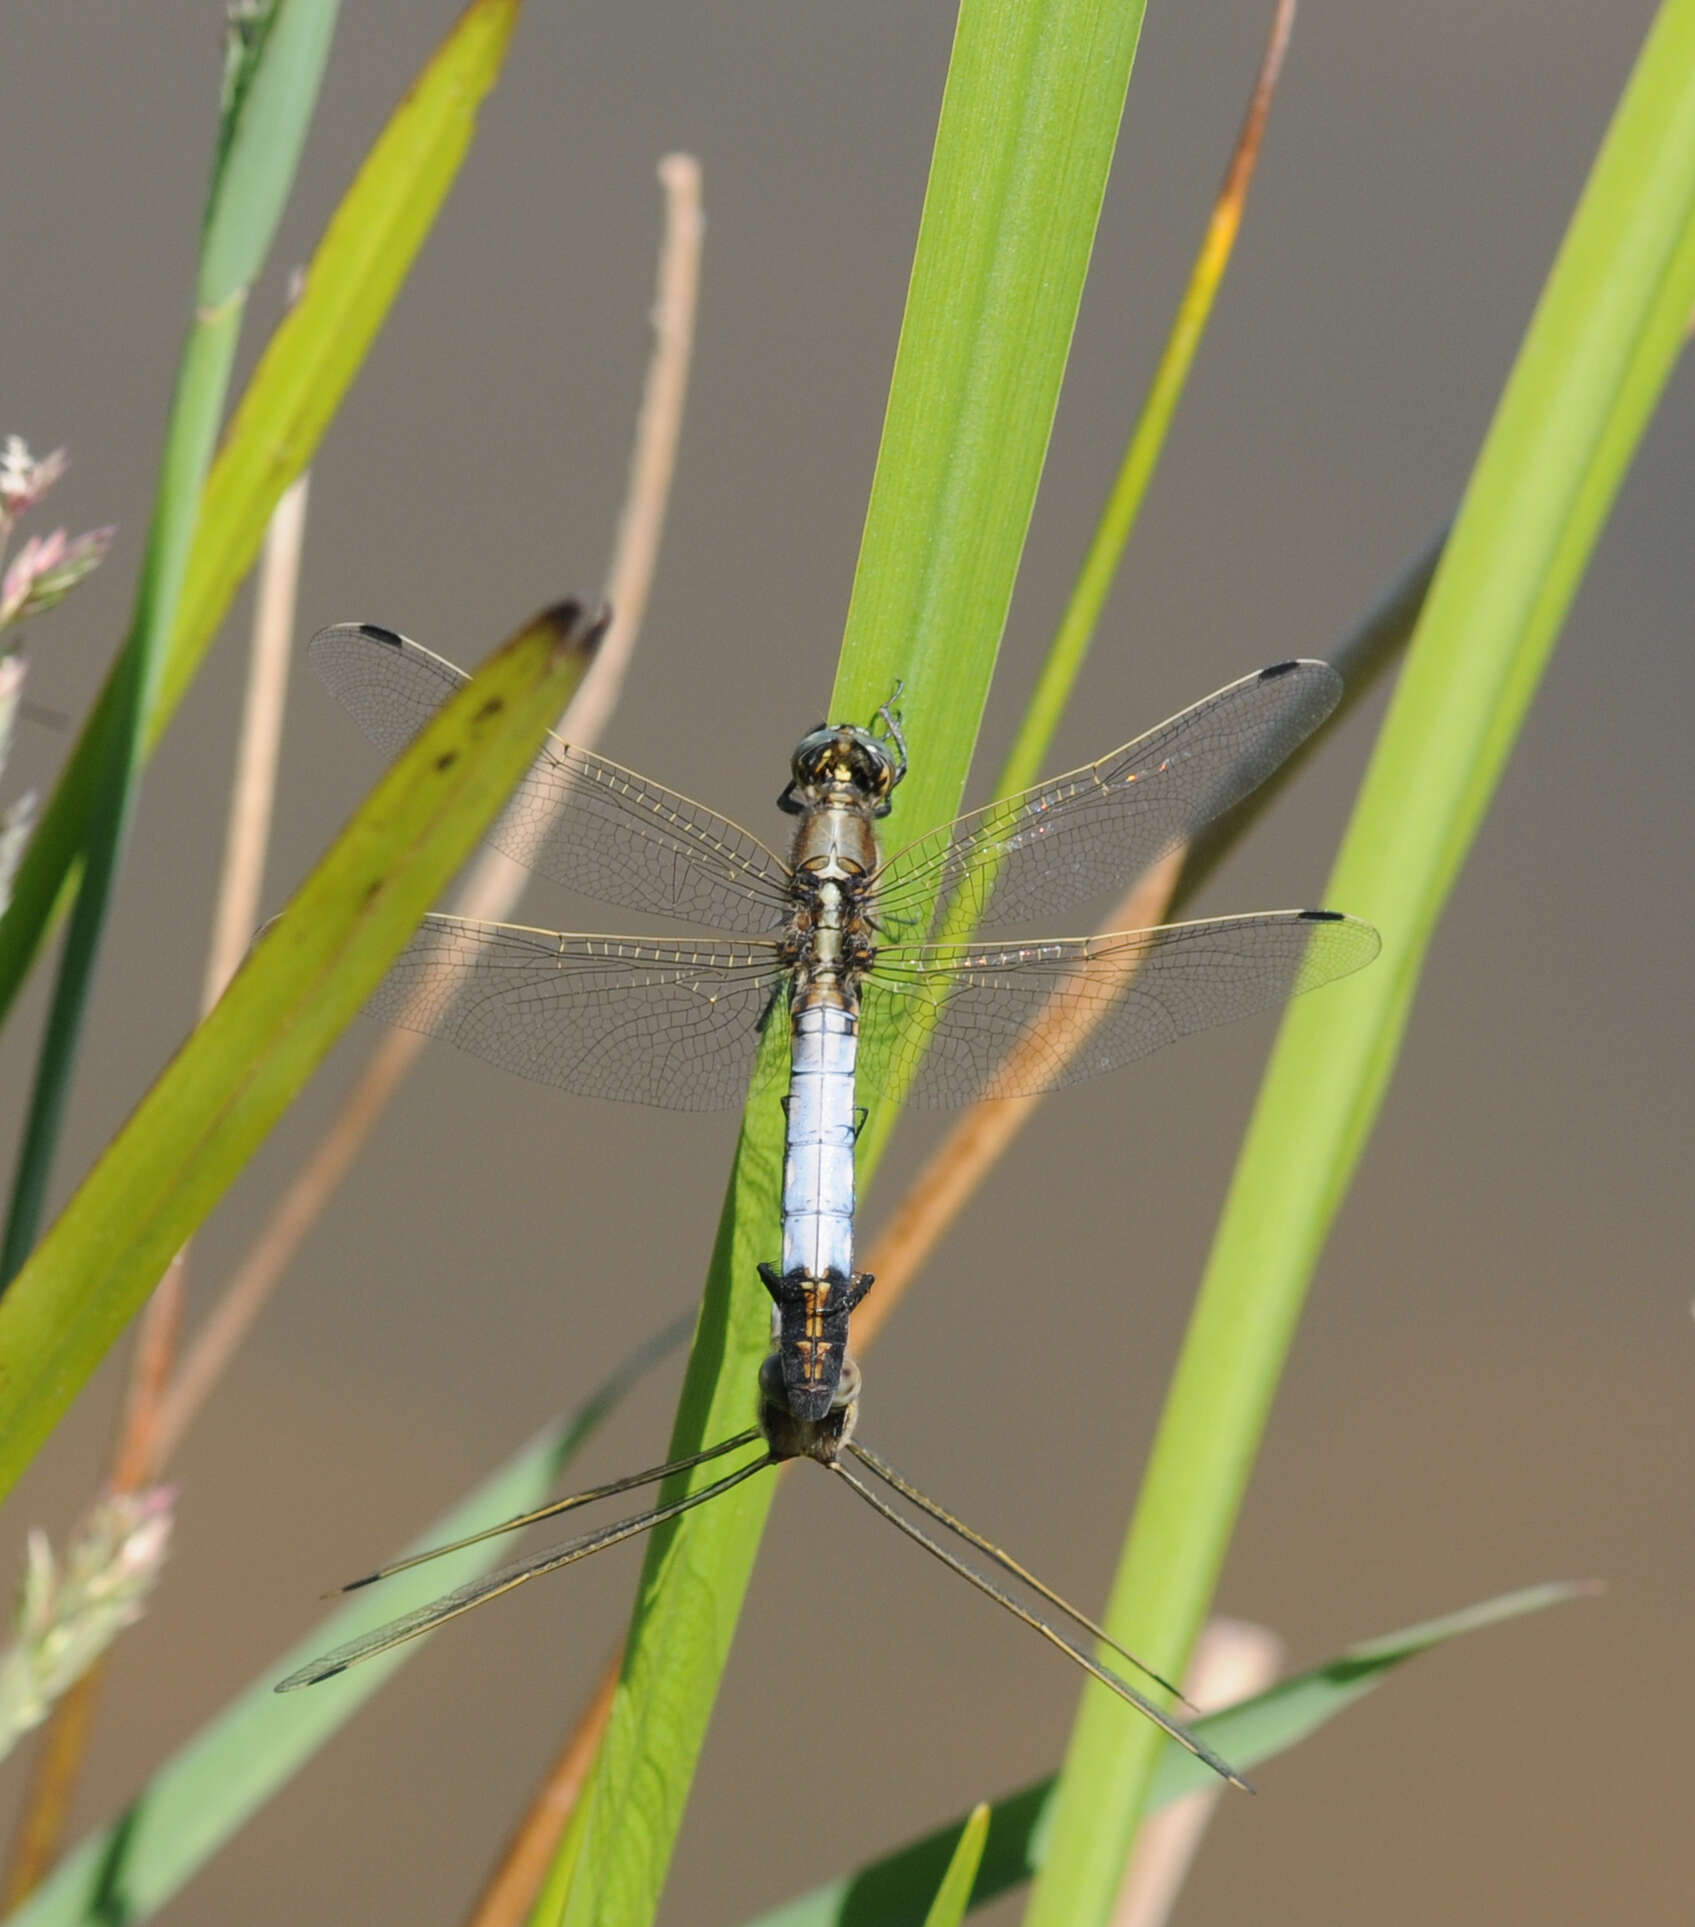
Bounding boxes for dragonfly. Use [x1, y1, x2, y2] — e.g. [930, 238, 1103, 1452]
[307, 622, 1379, 1424]
[280, 622, 1380, 1784]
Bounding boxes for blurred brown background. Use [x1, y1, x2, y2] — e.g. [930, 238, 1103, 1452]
[1, 2, 1690, 1922]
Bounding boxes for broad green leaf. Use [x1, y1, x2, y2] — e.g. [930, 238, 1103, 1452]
[1027, 5, 1695, 1919]
[0, 0, 522, 1040]
[0, 606, 595, 1505]
[550, 6, 1152, 1924]
[740, 1583, 1590, 1927]
[4, 1318, 686, 1927]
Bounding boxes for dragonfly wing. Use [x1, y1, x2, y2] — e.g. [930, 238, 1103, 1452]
[365, 914, 785, 1111]
[275, 1452, 771, 1690]
[873, 660, 1343, 934]
[859, 910, 1379, 1106]
[276, 1540, 566, 1688]
[311, 624, 793, 934]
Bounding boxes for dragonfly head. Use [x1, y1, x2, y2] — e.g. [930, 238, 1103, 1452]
[784, 725, 903, 817]
[758, 1348, 860, 1463]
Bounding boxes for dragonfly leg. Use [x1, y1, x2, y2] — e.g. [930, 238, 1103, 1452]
[874, 680, 908, 782]
[754, 978, 790, 1037]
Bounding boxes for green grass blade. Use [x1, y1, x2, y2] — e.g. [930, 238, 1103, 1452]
[0, 0, 522, 1041]
[0, 3, 341, 1283]
[199, 1, 341, 307]
[740, 1582, 1590, 1927]
[998, 1, 1293, 801]
[1026, 5, 1695, 1920]
[549, 7, 1152, 1924]
[0, 607, 595, 1506]
[2, 1317, 686, 1927]
[917, 1803, 990, 1927]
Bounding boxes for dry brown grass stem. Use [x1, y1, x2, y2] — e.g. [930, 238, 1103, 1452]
[1217, 0, 1296, 221]
[133, 469, 309, 1479]
[459, 1650, 621, 1927]
[205, 474, 311, 1007]
[569, 152, 702, 755]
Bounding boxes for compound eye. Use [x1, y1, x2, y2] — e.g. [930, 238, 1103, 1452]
[790, 728, 837, 788]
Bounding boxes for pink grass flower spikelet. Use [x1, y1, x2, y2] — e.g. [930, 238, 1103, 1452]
[0, 435, 107, 893]
[0, 438, 69, 521]
[0, 1488, 175, 1760]
[0, 525, 115, 630]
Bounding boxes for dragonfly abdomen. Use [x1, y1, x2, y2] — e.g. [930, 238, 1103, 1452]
[759, 997, 872, 1421]
[781, 998, 857, 1278]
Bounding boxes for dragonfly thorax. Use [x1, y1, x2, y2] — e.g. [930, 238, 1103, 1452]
[758, 1350, 860, 1464]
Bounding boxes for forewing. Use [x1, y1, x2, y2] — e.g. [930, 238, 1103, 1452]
[859, 910, 1380, 1106]
[365, 914, 784, 1110]
[873, 660, 1343, 934]
[311, 624, 793, 933]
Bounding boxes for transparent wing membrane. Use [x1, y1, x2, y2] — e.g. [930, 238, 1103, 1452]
[311, 624, 793, 933]
[275, 1452, 772, 1692]
[342, 1428, 763, 1590]
[315, 627, 1372, 1118]
[846, 1440, 1190, 1704]
[364, 914, 785, 1110]
[828, 1457, 1250, 1790]
[873, 660, 1342, 935]
[859, 910, 1380, 1107]
[310, 621, 474, 752]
